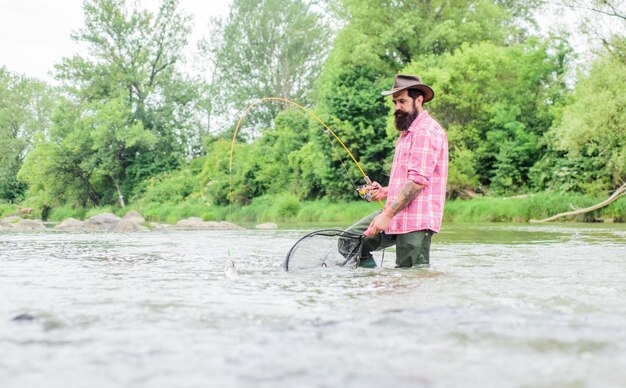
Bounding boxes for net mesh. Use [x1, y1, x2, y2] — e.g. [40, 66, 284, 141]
[283, 229, 364, 272]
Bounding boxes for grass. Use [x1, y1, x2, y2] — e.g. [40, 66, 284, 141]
[47, 203, 87, 221]
[0, 202, 19, 218]
[443, 192, 625, 223]
[222, 194, 375, 223]
[7, 192, 625, 225]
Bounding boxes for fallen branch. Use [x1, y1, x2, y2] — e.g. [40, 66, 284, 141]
[530, 183, 626, 223]
[568, 203, 580, 211]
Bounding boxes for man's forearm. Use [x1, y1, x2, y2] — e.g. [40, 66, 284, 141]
[383, 180, 423, 217]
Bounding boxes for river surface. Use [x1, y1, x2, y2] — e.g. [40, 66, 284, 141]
[1, 223, 625, 388]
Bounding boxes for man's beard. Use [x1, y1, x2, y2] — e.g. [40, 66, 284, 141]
[394, 109, 418, 131]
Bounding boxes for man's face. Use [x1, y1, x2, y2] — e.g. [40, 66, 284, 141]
[393, 90, 418, 131]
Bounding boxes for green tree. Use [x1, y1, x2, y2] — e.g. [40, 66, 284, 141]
[253, 109, 310, 194]
[19, 95, 156, 207]
[326, 0, 535, 69]
[201, 0, 331, 132]
[84, 96, 156, 207]
[312, 0, 544, 193]
[319, 66, 393, 190]
[541, 53, 625, 194]
[402, 39, 570, 195]
[0, 68, 56, 202]
[201, 137, 258, 206]
[21, 0, 200, 208]
[55, 0, 200, 170]
[19, 102, 102, 207]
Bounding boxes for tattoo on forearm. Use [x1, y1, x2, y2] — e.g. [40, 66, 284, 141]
[389, 181, 422, 215]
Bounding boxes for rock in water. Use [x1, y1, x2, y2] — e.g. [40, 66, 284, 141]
[255, 222, 278, 230]
[12, 313, 36, 321]
[111, 219, 149, 232]
[55, 217, 84, 231]
[12, 219, 46, 231]
[224, 259, 238, 280]
[83, 212, 122, 232]
[122, 210, 145, 223]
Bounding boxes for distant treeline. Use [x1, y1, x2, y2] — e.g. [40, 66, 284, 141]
[0, 0, 624, 220]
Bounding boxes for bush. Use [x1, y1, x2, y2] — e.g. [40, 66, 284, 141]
[0, 202, 17, 218]
[275, 194, 301, 218]
[47, 204, 87, 221]
[601, 196, 626, 222]
[138, 198, 211, 224]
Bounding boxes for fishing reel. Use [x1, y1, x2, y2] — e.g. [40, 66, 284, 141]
[357, 176, 373, 202]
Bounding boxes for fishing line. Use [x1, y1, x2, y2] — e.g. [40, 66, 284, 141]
[228, 97, 383, 208]
[321, 128, 361, 194]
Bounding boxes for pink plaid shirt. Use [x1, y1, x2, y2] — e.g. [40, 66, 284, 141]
[385, 111, 448, 234]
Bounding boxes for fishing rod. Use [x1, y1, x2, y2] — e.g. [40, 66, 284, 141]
[229, 97, 388, 269]
[228, 97, 384, 208]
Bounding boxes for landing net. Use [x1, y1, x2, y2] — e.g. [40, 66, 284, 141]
[283, 229, 364, 272]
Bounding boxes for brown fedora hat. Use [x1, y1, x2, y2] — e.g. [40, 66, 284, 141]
[381, 74, 435, 103]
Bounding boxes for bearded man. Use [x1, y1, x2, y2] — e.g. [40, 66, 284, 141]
[347, 74, 448, 268]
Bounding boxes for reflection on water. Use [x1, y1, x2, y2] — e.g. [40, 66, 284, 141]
[1, 223, 625, 387]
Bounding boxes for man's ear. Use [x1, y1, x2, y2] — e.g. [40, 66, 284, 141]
[415, 95, 424, 107]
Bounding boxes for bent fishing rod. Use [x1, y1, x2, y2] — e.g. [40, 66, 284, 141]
[228, 97, 384, 207]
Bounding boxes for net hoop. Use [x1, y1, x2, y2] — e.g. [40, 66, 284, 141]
[283, 228, 363, 272]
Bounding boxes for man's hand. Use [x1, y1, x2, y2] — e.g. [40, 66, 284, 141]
[364, 211, 393, 236]
[369, 182, 388, 201]
[364, 180, 423, 237]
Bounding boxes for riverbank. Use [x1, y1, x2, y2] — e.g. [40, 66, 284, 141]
[2, 192, 624, 225]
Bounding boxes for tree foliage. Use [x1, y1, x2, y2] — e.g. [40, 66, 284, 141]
[406, 39, 571, 194]
[0, 68, 55, 202]
[310, 0, 547, 195]
[5, 0, 625, 215]
[19, 95, 156, 207]
[201, 0, 331, 131]
[58, 0, 200, 161]
[539, 53, 626, 194]
[20, 0, 199, 208]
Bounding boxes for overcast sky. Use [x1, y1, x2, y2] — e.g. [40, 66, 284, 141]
[0, 0, 232, 83]
[0, 1, 621, 84]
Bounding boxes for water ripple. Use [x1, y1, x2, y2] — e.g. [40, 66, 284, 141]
[1, 225, 626, 387]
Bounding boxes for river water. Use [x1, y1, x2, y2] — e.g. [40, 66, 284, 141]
[1, 223, 625, 388]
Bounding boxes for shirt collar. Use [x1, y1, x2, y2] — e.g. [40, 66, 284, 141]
[400, 110, 429, 136]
